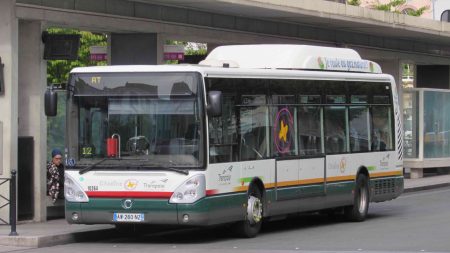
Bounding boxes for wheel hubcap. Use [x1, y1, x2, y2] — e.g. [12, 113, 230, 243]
[358, 186, 368, 214]
[247, 195, 262, 225]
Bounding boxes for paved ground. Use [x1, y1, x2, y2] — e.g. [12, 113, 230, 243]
[404, 174, 450, 192]
[3, 186, 450, 253]
[0, 174, 449, 250]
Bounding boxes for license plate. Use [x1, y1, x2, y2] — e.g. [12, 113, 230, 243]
[113, 213, 144, 222]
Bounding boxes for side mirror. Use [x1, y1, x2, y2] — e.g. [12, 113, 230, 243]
[45, 88, 58, 117]
[207, 91, 222, 117]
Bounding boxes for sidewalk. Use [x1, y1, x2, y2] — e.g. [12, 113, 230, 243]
[1, 174, 450, 249]
[404, 173, 450, 193]
[0, 219, 114, 248]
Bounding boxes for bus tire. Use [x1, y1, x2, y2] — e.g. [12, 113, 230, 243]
[344, 174, 369, 222]
[233, 185, 263, 238]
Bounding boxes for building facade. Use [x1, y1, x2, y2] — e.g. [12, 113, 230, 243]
[357, 0, 450, 21]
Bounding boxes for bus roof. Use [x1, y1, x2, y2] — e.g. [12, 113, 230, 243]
[199, 44, 382, 74]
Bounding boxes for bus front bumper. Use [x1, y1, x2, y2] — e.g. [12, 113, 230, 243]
[65, 193, 246, 226]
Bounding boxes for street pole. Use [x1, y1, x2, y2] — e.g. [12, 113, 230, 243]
[9, 170, 18, 236]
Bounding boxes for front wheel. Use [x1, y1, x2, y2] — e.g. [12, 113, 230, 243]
[344, 174, 369, 222]
[233, 186, 263, 238]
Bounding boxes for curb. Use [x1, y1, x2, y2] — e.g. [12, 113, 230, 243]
[0, 227, 116, 248]
[403, 183, 450, 193]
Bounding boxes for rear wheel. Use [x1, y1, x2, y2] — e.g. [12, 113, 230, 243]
[344, 174, 369, 222]
[233, 185, 263, 238]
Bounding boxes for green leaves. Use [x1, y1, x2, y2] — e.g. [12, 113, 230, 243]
[373, 0, 406, 11]
[46, 28, 107, 85]
[347, 0, 361, 6]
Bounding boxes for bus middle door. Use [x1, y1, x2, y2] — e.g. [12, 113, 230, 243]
[298, 154, 326, 197]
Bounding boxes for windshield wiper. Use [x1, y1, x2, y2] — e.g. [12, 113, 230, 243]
[160, 166, 189, 175]
[164, 160, 189, 175]
[135, 164, 189, 175]
[79, 158, 109, 175]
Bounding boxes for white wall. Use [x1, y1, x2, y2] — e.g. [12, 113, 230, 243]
[0, 0, 18, 223]
[433, 0, 450, 20]
[18, 20, 47, 222]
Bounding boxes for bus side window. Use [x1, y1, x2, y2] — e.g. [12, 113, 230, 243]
[208, 95, 239, 163]
[298, 106, 322, 155]
[206, 78, 239, 163]
[239, 106, 269, 160]
[371, 106, 393, 151]
[349, 106, 369, 152]
[324, 106, 348, 154]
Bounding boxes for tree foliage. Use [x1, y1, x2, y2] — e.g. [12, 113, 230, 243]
[164, 40, 207, 64]
[373, 0, 406, 12]
[47, 28, 107, 85]
[348, 0, 428, 17]
[47, 28, 107, 159]
[347, 0, 361, 6]
[404, 6, 429, 17]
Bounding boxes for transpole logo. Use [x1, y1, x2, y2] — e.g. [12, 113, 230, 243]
[273, 107, 294, 154]
[124, 179, 138, 190]
[379, 154, 390, 168]
[218, 166, 233, 185]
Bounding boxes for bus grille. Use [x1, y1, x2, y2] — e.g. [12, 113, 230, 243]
[374, 179, 396, 195]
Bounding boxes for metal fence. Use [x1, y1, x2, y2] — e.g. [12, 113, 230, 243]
[0, 177, 10, 225]
[0, 170, 18, 235]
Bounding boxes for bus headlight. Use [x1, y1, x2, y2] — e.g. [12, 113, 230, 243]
[169, 174, 205, 204]
[64, 173, 89, 203]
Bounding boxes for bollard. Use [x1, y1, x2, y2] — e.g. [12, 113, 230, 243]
[9, 170, 18, 236]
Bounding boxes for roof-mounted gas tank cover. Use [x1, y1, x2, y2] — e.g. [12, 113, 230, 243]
[199, 44, 382, 73]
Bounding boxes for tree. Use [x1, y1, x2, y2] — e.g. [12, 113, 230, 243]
[373, 0, 406, 12]
[371, 0, 428, 17]
[404, 6, 429, 17]
[165, 40, 207, 64]
[347, 0, 361, 6]
[46, 28, 107, 159]
[47, 28, 107, 85]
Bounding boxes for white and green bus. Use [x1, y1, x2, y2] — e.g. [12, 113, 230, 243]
[47, 45, 403, 238]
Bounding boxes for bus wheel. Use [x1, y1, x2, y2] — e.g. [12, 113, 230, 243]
[233, 186, 263, 238]
[345, 174, 369, 222]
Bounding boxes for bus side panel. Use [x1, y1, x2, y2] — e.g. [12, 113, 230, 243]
[206, 159, 275, 215]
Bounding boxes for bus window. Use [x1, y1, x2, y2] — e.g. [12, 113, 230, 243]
[205, 78, 239, 163]
[209, 94, 239, 163]
[325, 81, 347, 104]
[324, 106, 348, 154]
[235, 80, 269, 161]
[348, 82, 370, 104]
[298, 106, 322, 155]
[371, 106, 394, 151]
[240, 105, 269, 160]
[271, 105, 297, 157]
[349, 106, 369, 152]
[371, 83, 391, 104]
[78, 97, 108, 158]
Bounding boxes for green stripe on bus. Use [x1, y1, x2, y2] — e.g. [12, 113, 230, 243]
[239, 176, 264, 184]
[368, 166, 376, 171]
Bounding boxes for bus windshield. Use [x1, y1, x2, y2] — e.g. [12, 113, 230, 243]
[68, 72, 205, 168]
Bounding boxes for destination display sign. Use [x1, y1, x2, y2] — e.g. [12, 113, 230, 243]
[304, 57, 382, 73]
